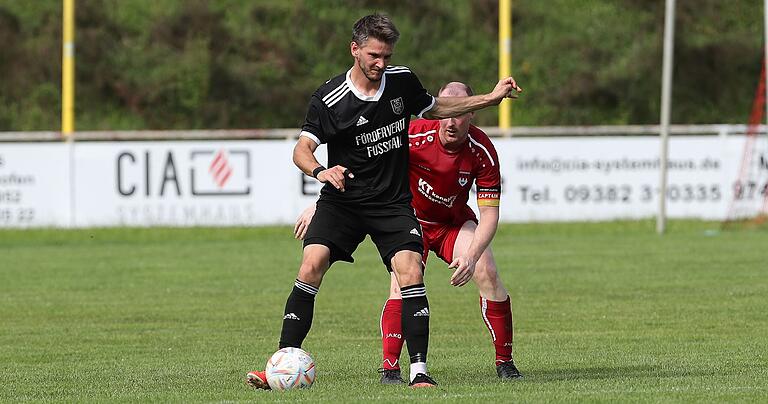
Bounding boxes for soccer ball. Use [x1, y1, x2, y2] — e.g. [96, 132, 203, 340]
[265, 347, 316, 390]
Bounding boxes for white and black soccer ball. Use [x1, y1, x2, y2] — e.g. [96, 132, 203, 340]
[265, 347, 316, 390]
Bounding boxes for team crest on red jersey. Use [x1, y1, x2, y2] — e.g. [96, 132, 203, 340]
[458, 170, 470, 187]
[390, 97, 404, 115]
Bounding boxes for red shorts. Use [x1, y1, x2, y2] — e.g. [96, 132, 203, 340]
[418, 217, 477, 266]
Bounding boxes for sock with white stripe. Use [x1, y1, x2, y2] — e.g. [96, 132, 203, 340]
[401, 283, 429, 370]
[480, 295, 514, 365]
[278, 279, 318, 349]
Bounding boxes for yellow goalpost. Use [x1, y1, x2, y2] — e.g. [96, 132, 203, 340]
[498, 0, 512, 130]
[62, 0, 75, 139]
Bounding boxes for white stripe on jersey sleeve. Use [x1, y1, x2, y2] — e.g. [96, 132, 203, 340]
[385, 65, 411, 73]
[326, 87, 351, 108]
[416, 96, 436, 118]
[322, 82, 348, 104]
[468, 134, 496, 166]
[299, 130, 321, 145]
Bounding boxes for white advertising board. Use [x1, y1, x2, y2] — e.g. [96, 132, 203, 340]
[72, 140, 325, 227]
[494, 136, 739, 222]
[0, 143, 71, 227]
[1, 134, 766, 228]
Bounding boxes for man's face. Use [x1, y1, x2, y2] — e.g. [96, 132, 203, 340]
[351, 38, 393, 82]
[439, 90, 473, 148]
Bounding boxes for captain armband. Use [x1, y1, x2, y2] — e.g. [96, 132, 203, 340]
[477, 186, 501, 207]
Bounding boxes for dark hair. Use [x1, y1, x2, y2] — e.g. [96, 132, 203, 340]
[352, 14, 400, 46]
[438, 82, 474, 97]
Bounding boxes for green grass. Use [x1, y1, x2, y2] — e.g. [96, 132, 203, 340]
[1, 221, 766, 402]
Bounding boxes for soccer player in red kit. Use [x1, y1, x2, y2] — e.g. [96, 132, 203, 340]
[295, 81, 522, 383]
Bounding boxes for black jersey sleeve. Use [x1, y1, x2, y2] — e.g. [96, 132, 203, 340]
[301, 94, 337, 144]
[404, 72, 435, 118]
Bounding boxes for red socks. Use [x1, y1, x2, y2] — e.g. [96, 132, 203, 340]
[381, 296, 514, 369]
[480, 296, 514, 364]
[380, 299, 404, 370]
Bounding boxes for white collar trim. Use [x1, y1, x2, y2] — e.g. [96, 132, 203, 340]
[345, 68, 386, 102]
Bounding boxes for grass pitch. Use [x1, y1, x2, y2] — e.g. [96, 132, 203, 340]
[1, 221, 766, 402]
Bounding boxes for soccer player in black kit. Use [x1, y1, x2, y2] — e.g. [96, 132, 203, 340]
[247, 13, 522, 389]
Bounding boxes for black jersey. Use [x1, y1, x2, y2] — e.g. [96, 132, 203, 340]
[300, 66, 435, 207]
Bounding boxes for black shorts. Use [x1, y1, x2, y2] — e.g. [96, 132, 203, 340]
[303, 199, 424, 271]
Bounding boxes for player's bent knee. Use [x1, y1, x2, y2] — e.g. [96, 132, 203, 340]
[298, 260, 325, 274]
[394, 267, 423, 287]
[297, 263, 328, 287]
[393, 266, 424, 287]
[473, 262, 499, 287]
[390, 250, 423, 287]
[297, 246, 331, 284]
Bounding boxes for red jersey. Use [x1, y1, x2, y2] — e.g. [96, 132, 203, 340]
[408, 119, 501, 225]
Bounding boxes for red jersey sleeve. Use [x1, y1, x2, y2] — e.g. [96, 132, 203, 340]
[468, 126, 501, 207]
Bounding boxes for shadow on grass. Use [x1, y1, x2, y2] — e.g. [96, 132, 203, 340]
[524, 365, 716, 383]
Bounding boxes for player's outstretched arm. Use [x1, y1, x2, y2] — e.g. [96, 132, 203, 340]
[423, 77, 522, 120]
[449, 206, 500, 287]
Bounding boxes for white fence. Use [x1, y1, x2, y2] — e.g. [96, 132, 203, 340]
[1, 125, 766, 227]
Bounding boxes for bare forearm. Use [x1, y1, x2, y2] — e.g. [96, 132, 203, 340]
[466, 207, 499, 260]
[423, 95, 496, 120]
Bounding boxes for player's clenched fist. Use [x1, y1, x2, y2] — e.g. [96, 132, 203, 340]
[316, 165, 355, 192]
[490, 77, 523, 103]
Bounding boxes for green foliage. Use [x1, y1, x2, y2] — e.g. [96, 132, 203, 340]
[1, 222, 767, 401]
[0, 0, 763, 130]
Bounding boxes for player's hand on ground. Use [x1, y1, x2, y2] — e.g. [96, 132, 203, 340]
[490, 77, 523, 103]
[448, 255, 477, 287]
[294, 204, 317, 240]
[316, 165, 354, 192]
